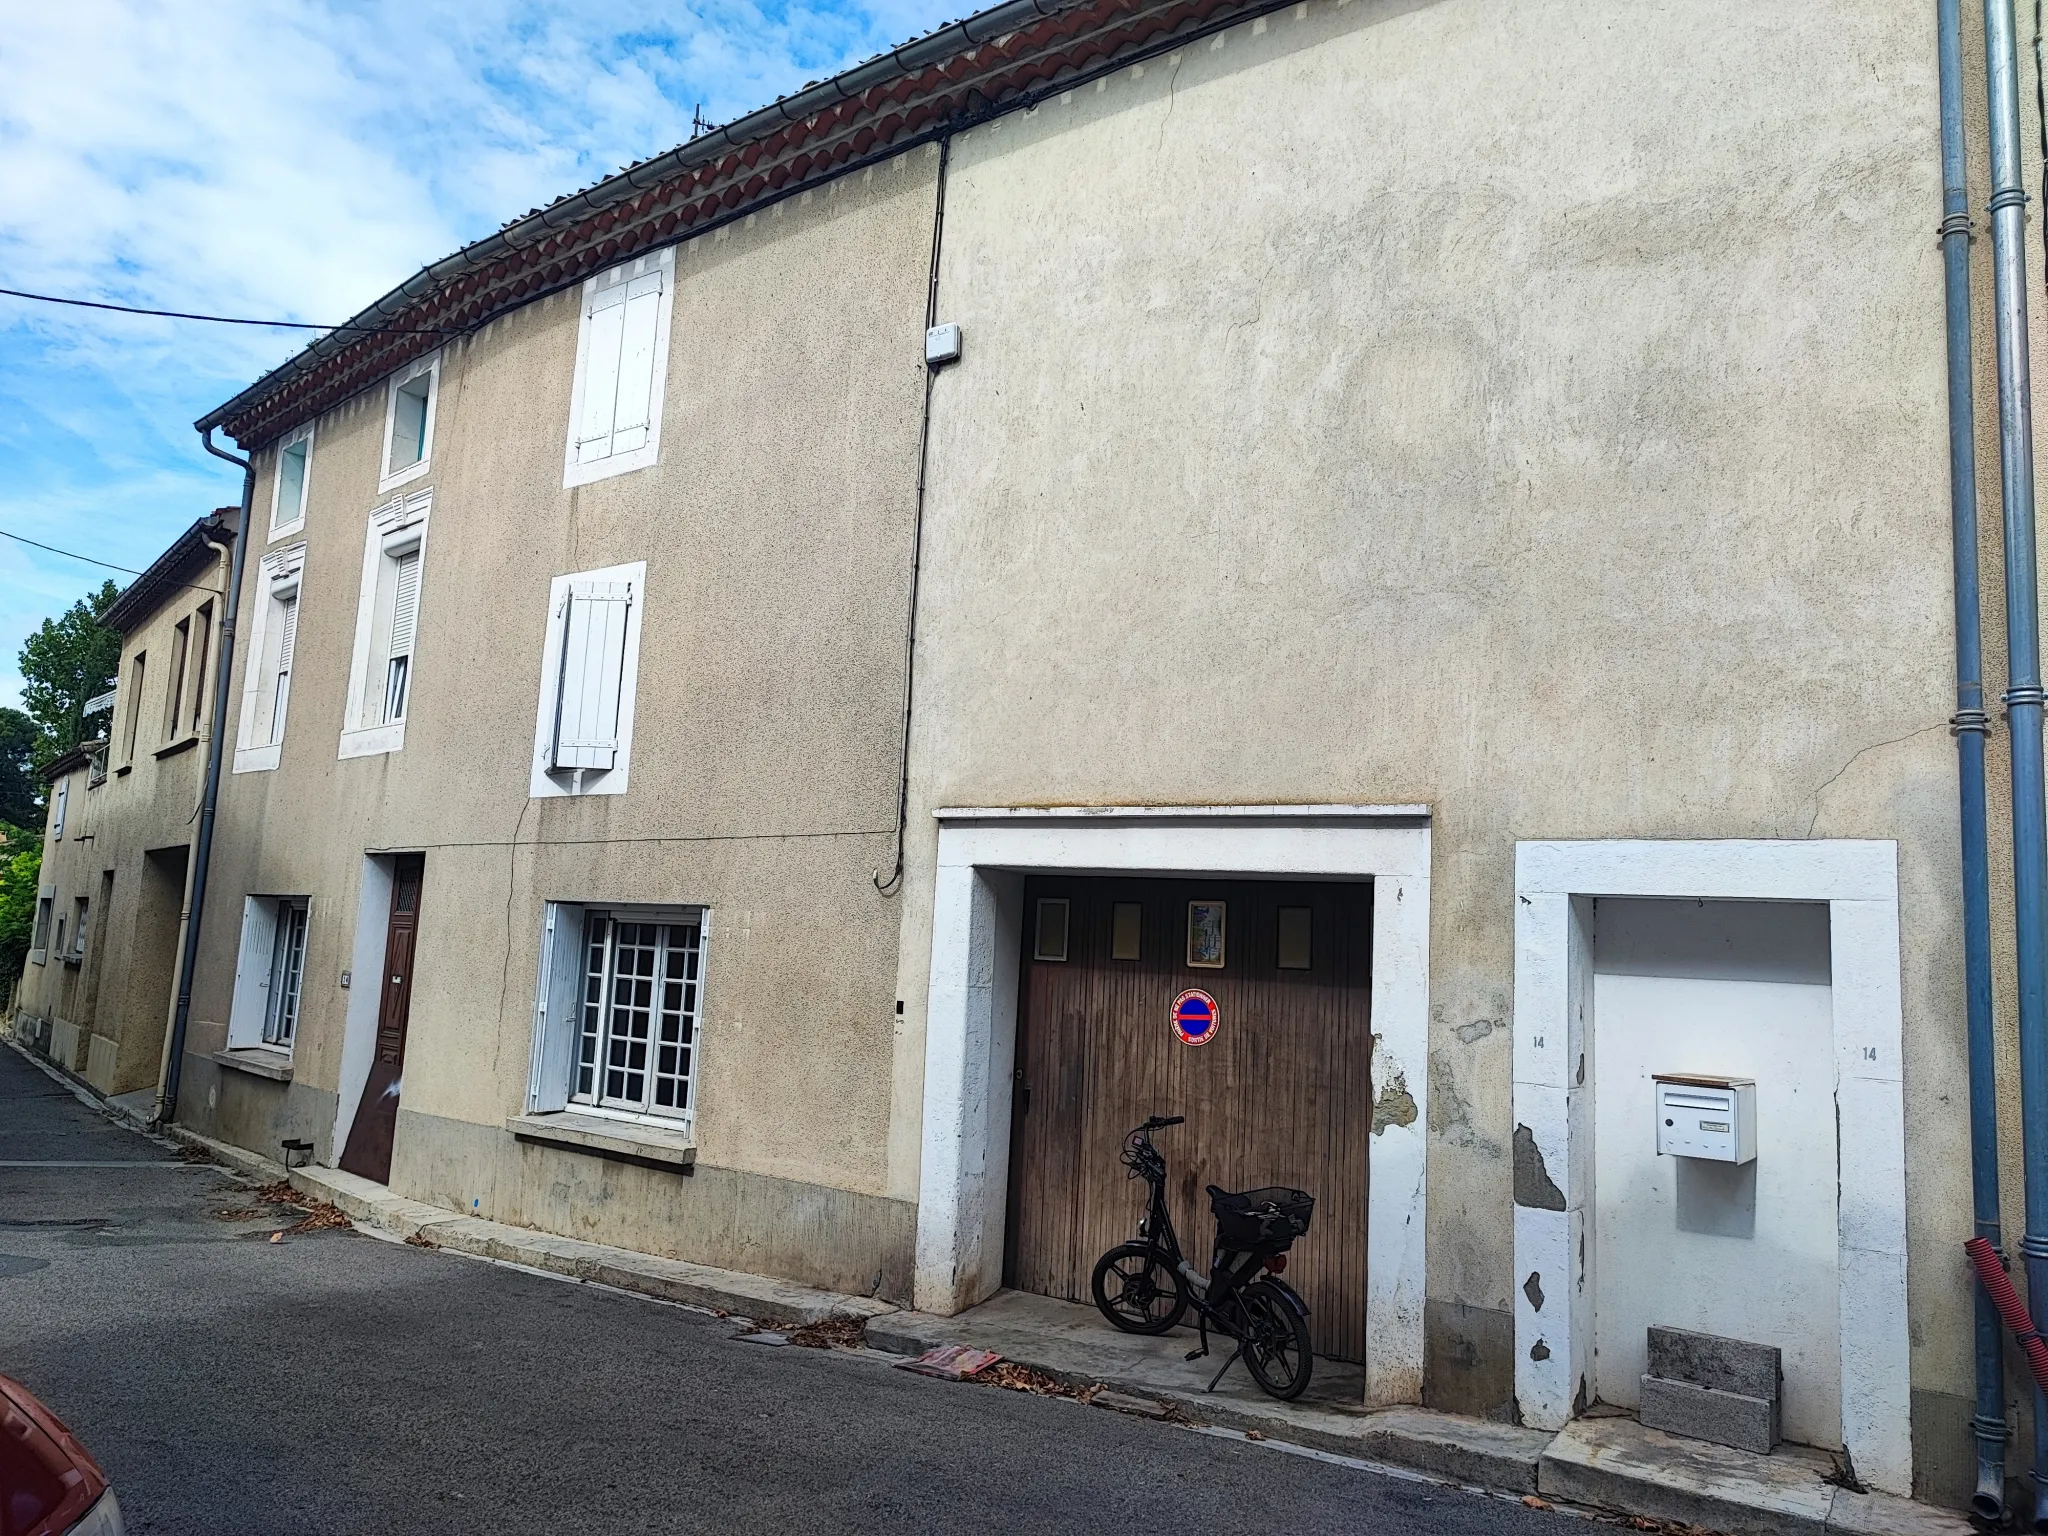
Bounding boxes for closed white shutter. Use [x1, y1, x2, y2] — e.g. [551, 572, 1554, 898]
[609, 273, 664, 454]
[277, 593, 299, 672]
[388, 550, 421, 660]
[51, 779, 66, 838]
[573, 266, 663, 465]
[550, 580, 633, 770]
[574, 288, 627, 464]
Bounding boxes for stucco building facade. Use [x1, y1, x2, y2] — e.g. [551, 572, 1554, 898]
[74, 0, 2041, 1510]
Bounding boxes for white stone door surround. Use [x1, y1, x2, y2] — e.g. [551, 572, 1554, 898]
[1511, 840, 1909, 1496]
[914, 804, 1432, 1408]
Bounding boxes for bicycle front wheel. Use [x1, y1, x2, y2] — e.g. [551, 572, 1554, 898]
[1090, 1241, 1188, 1334]
[1239, 1279, 1313, 1400]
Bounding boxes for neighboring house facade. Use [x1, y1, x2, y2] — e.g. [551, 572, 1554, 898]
[174, 0, 2017, 1508]
[11, 513, 236, 1104]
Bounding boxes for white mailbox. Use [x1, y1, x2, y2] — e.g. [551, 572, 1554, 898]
[1654, 1074, 1757, 1164]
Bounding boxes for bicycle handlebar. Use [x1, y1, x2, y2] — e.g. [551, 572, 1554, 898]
[1140, 1115, 1185, 1131]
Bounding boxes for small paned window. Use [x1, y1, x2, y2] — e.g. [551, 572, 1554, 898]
[380, 355, 438, 489]
[263, 899, 310, 1047]
[1111, 902, 1142, 962]
[1187, 900, 1227, 969]
[574, 913, 702, 1119]
[272, 425, 312, 535]
[1277, 907, 1312, 970]
[1034, 899, 1070, 962]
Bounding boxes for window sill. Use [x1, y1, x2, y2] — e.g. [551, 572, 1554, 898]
[377, 459, 431, 496]
[505, 1111, 696, 1172]
[114, 764, 133, 777]
[269, 518, 305, 543]
[338, 722, 405, 760]
[154, 735, 201, 760]
[61, 955, 82, 970]
[213, 1047, 294, 1082]
[233, 743, 282, 775]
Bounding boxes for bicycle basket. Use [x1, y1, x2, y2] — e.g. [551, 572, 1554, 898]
[1209, 1185, 1315, 1251]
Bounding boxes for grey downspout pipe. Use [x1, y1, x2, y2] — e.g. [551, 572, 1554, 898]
[1942, 0, 2009, 1520]
[1984, 0, 2048, 1524]
[156, 427, 252, 1128]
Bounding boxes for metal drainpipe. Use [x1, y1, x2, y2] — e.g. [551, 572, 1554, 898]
[1942, 0, 2009, 1519]
[1984, 0, 2048, 1523]
[156, 427, 253, 1128]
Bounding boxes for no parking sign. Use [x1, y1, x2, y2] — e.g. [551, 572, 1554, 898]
[1172, 988, 1219, 1047]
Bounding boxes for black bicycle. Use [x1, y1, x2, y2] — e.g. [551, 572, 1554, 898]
[1089, 1115, 1316, 1400]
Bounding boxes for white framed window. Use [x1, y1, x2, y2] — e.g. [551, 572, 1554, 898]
[563, 250, 674, 488]
[340, 489, 430, 759]
[270, 423, 313, 539]
[228, 894, 311, 1053]
[29, 888, 53, 964]
[529, 561, 646, 798]
[67, 897, 89, 962]
[527, 901, 706, 1129]
[378, 353, 439, 493]
[234, 543, 306, 774]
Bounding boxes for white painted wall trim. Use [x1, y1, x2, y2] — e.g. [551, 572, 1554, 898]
[916, 804, 1431, 1408]
[1511, 839, 1908, 1496]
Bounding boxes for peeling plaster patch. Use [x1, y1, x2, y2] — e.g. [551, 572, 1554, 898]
[1372, 1067, 1418, 1135]
[1523, 1271, 1545, 1312]
[1428, 1051, 1501, 1157]
[1513, 1123, 1565, 1211]
[1529, 1339, 1550, 1361]
[1455, 1016, 1502, 1045]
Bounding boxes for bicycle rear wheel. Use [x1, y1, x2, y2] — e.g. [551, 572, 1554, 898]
[1238, 1279, 1313, 1400]
[1091, 1241, 1189, 1334]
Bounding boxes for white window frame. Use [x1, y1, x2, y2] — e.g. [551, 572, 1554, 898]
[527, 901, 707, 1133]
[563, 250, 674, 488]
[228, 894, 312, 1054]
[529, 561, 646, 799]
[378, 352, 440, 494]
[269, 422, 313, 540]
[340, 489, 431, 760]
[29, 887, 53, 965]
[68, 896, 89, 962]
[234, 543, 306, 774]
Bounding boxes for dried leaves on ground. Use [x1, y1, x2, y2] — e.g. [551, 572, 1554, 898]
[247, 1180, 353, 1235]
[975, 1362, 1100, 1401]
[404, 1231, 436, 1248]
[176, 1143, 213, 1164]
[786, 1317, 868, 1350]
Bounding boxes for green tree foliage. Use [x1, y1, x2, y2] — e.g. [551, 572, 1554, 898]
[0, 835, 41, 985]
[0, 708, 36, 829]
[19, 579, 122, 775]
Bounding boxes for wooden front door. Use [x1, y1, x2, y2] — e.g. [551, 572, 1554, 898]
[1006, 876, 1373, 1362]
[339, 854, 424, 1184]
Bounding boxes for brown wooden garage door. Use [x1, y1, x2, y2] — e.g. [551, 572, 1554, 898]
[1005, 876, 1373, 1363]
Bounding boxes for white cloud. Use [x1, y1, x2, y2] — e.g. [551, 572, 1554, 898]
[0, 0, 963, 710]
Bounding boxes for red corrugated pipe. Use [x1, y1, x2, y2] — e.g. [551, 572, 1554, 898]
[1967, 1236, 2048, 1394]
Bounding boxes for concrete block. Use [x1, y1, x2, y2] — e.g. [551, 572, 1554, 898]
[1640, 1374, 1778, 1454]
[1540, 1417, 1832, 1536]
[1826, 1485, 1976, 1535]
[1647, 1324, 1780, 1400]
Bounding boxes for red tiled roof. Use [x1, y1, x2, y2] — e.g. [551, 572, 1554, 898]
[199, 0, 1291, 449]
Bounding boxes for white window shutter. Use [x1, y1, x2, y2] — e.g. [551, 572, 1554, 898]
[575, 289, 627, 464]
[51, 780, 67, 838]
[277, 594, 299, 672]
[610, 273, 664, 454]
[528, 902, 583, 1112]
[550, 581, 632, 771]
[388, 550, 421, 660]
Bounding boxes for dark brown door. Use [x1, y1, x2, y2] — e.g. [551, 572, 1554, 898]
[1006, 877, 1373, 1362]
[339, 854, 424, 1184]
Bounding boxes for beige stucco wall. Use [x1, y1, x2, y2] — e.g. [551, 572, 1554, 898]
[12, 554, 225, 1097]
[884, 0, 1988, 1492]
[182, 153, 939, 1296]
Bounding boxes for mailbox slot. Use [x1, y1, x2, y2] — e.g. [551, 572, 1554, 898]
[1654, 1074, 1757, 1165]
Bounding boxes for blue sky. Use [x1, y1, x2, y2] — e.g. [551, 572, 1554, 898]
[0, 0, 960, 710]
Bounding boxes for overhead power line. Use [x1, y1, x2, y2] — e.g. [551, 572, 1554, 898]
[0, 528, 223, 598]
[0, 286, 458, 337]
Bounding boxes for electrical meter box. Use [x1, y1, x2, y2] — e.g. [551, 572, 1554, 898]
[1654, 1074, 1757, 1164]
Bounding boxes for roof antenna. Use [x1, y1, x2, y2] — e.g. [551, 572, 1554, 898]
[692, 103, 713, 137]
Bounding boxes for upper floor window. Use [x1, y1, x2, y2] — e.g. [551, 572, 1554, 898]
[529, 561, 646, 799]
[234, 543, 306, 774]
[188, 602, 214, 736]
[271, 423, 313, 538]
[120, 653, 146, 767]
[379, 354, 439, 492]
[341, 489, 430, 759]
[163, 616, 190, 743]
[564, 251, 674, 488]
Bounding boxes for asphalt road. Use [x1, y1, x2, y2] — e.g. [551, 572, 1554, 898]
[1, 1044, 1564, 1535]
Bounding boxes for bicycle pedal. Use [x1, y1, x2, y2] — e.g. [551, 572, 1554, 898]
[1184, 1348, 1208, 1362]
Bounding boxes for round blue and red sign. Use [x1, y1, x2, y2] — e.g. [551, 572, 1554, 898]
[1172, 988, 1220, 1047]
